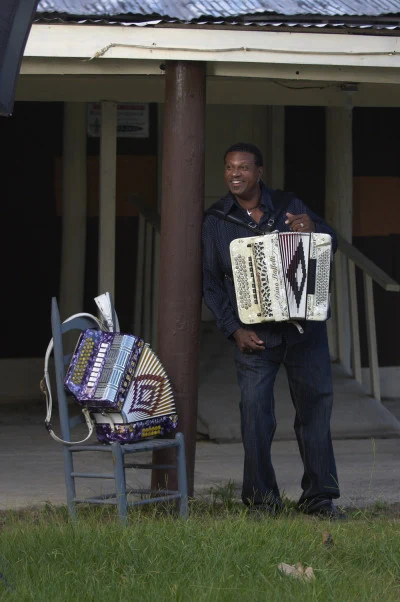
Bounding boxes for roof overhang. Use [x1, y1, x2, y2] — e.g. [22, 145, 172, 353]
[17, 23, 400, 105]
[23, 23, 400, 72]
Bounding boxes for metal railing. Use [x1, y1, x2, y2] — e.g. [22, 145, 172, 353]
[332, 233, 400, 401]
[131, 196, 160, 350]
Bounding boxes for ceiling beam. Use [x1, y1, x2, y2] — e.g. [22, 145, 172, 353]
[15, 74, 400, 107]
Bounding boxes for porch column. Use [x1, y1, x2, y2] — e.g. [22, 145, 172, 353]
[265, 106, 285, 190]
[98, 101, 117, 299]
[325, 107, 353, 372]
[153, 61, 206, 496]
[60, 102, 87, 319]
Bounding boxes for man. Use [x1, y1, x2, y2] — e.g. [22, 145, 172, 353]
[202, 142, 345, 519]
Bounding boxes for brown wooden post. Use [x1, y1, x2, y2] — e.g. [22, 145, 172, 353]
[152, 60, 206, 496]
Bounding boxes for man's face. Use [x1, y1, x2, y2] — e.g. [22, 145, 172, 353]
[224, 151, 263, 199]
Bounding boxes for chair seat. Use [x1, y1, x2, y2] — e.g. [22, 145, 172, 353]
[68, 437, 182, 454]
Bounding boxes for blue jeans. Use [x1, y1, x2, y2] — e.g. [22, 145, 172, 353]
[234, 323, 339, 506]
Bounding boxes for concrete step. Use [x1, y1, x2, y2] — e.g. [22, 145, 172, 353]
[198, 322, 400, 443]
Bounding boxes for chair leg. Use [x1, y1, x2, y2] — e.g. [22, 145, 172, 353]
[111, 443, 128, 525]
[175, 432, 189, 519]
[63, 446, 77, 519]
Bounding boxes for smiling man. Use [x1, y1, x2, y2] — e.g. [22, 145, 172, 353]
[202, 142, 346, 519]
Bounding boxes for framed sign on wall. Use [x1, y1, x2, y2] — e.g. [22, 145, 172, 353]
[87, 103, 149, 138]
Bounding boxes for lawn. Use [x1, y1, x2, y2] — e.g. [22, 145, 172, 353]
[0, 501, 399, 602]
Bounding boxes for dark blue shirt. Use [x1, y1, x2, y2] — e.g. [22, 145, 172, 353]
[202, 182, 337, 347]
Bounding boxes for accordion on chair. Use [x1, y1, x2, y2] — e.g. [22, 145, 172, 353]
[230, 232, 332, 324]
[64, 329, 178, 444]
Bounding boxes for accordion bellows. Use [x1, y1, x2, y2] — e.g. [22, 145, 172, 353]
[64, 329, 177, 443]
[230, 232, 332, 324]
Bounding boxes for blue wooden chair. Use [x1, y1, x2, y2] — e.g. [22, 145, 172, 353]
[50, 297, 188, 524]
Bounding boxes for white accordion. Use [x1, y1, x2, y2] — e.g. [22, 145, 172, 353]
[230, 232, 332, 324]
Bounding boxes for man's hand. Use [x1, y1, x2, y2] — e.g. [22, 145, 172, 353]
[233, 328, 265, 353]
[285, 213, 315, 233]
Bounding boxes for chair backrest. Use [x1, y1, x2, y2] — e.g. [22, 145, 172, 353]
[51, 297, 99, 442]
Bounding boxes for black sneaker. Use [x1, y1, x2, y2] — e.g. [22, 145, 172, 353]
[299, 497, 347, 520]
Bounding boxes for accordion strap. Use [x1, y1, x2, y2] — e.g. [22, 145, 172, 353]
[205, 189, 294, 234]
[41, 312, 102, 445]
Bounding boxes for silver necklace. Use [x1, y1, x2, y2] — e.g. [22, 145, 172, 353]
[246, 204, 260, 216]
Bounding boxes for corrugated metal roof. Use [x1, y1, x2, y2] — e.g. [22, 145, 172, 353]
[36, 1, 400, 20]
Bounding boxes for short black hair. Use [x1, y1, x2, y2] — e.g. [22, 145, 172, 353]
[224, 142, 263, 167]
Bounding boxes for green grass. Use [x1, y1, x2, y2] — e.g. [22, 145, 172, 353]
[0, 501, 399, 602]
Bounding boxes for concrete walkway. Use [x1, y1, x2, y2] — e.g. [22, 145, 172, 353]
[1, 411, 399, 511]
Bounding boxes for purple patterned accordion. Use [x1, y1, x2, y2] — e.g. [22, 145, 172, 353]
[64, 329, 178, 443]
